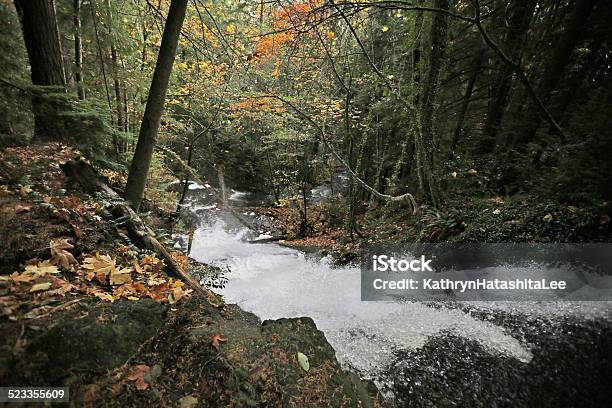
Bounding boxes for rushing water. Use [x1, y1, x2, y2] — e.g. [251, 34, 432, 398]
[179, 184, 612, 386]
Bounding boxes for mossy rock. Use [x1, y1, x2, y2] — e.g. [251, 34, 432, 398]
[13, 299, 167, 386]
[98, 298, 382, 407]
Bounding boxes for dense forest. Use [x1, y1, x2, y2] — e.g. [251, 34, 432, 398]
[1, 0, 612, 406]
[2, 0, 611, 239]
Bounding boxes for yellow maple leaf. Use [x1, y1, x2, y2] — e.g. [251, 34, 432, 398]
[82, 253, 116, 274]
[25, 261, 60, 276]
[110, 267, 132, 286]
[12, 261, 60, 283]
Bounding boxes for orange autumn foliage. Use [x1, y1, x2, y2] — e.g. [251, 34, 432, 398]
[250, 1, 327, 64]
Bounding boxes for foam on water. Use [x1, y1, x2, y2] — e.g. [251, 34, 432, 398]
[189, 219, 542, 377]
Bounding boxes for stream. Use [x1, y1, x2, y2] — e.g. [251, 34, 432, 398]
[176, 182, 612, 401]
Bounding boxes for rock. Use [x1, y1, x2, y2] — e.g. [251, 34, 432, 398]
[17, 299, 167, 385]
[98, 299, 382, 407]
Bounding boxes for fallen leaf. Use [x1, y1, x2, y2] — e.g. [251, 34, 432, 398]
[49, 239, 77, 268]
[172, 285, 192, 302]
[82, 253, 130, 285]
[492, 196, 505, 204]
[128, 364, 150, 391]
[46, 283, 77, 297]
[210, 333, 226, 351]
[12, 262, 60, 283]
[110, 267, 132, 285]
[82, 253, 117, 275]
[94, 292, 115, 302]
[25, 262, 60, 276]
[30, 282, 52, 292]
[542, 213, 554, 223]
[19, 186, 33, 196]
[297, 352, 310, 372]
[15, 204, 32, 213]
[178, 395, 199, 408]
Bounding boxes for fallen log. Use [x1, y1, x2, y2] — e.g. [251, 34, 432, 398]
[247, 235, 288, 244]
[60, 158, 219, 304]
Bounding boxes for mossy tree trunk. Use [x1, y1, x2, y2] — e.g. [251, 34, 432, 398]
[14, 0, 67, 141]
[124, 0, 188, 211]
[73, 0, 85, 100]
[415, 0, 449, 208]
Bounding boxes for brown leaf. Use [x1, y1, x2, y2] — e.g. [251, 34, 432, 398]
[94, 292, 115, 302]
[128, 364, 150, 391]
[46, 283, 77, 297]
[19, 186, 32, 196]
[50, 251, 78, 269]
[15, 204, 32, 213]
[210, 333, 226, 351]
[49, 239, 77, 268]
[81, 253, 116, 276]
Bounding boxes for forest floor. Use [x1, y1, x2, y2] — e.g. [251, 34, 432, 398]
[0, 143, 382, 407]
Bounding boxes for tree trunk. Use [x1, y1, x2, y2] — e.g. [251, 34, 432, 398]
[480, 0, 537, 152]
[217, 163, 228, 207]
[73, 0, 85, 100]
[538, 0, 595, 103]
[415, 0, 449, 207]
[124, 0, 188, 211]
[299, 181, 308, 238]
[90, 0, 114, 125]
[14, 0, 67, 141]
[451, 48, 485, 153]
[555, 36, 602, 124]
[105, 0, 124, 134]
[516, 0, 595, 146]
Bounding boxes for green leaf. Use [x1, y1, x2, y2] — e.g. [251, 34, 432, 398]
[297, 352, 309, 372]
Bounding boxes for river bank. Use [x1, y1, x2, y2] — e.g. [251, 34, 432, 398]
[0, 143, 382, 406]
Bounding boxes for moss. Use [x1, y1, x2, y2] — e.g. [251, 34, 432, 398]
[14, 299, 167, 386]
[91, 298, 382, 407]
